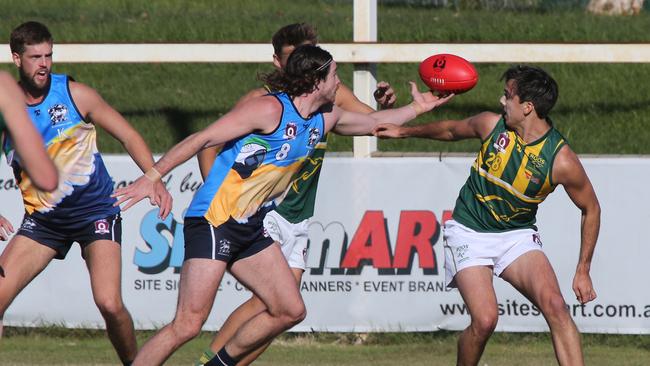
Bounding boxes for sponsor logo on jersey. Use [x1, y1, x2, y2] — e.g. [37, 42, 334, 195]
[525, 169, 541, 184]
[94, 219, 111, 234]
[528, 153, 546, 168]
[532, 233, 543, 247]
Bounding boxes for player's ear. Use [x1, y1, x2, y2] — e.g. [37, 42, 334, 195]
[523, 101, 535, 116]
[272, 54, 282, 69]
[11, 52, 21, 68]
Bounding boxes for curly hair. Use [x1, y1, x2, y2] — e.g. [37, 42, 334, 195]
[261, 45, 333, 97]
[10, 21, 53, 55]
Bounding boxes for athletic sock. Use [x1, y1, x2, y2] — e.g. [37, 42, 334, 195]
[195, 349, 216, 366]
[204, 346, 238, 366]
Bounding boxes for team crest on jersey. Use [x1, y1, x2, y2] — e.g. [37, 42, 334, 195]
[218, 239, 231, 256]
[48, 104, 68, 125]
[94, 219, 111, 234]
[283, 122, 298, 140]
[308, 128, 321, 147]
[493, 132, 510, 153]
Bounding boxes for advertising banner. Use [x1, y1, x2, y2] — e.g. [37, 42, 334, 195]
[1, 155, 648, 333]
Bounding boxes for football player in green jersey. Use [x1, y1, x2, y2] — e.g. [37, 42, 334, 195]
[196, 23, 397, 366]
[375, 65, 600, 366]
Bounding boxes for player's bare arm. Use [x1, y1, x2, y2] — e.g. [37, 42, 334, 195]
[0, 72, 57, 191]
[69, 80, 173, 216]
[113, 96, 281, 212]
[197, 87, 268, 180]
[330, 82, 453, 136]
[374, 111, 499, 141]
[552, 145, 601, 305]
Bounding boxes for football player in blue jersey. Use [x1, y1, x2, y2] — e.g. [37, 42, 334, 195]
[0, 70, 57, 240]
[114, 45, 452, 366]
[0, 21, 171, 366]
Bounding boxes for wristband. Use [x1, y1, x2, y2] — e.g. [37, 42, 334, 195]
[409, 101, 425, 116]
[145, 167, 162, 182]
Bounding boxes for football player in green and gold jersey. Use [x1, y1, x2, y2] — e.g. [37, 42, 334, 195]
[375, 65, 600, 366]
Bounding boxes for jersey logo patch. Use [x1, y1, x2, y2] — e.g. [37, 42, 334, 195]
[308, 128, 321, 147]
[48, 104, 69, 125]
[493, 132, 510, 153]
[218, 239, 231, 256]
[283, 122, 298, 140]
[94, 219, 111, 234]
[234, 138, 270, 179]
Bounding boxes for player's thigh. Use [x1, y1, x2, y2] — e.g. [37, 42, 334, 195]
[455, 265, 498, 319]
[175, 258, 227, 320]
[83, 239, 123, 301]
[0, 235, 56, 312]
[500, 250, 563, 307]
[230, 243, 303, 314]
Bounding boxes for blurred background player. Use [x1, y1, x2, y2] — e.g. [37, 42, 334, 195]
[196, 22, 397, 365]
[0, 21, 171, 366]
[374, 65, 600, 366]
[0, 70, 57, 240]
[114, 45, 450, 366]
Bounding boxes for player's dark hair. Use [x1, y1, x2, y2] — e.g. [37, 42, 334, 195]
[262, 45, 333, 97]
[501, 65, 558, 119]
[10, 21, 53, 54]
[272, 23, 318, 56]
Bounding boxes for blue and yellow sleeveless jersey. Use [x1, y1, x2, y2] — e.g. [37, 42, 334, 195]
[186, 92, 325, 227]
[2, 74, 118, 227]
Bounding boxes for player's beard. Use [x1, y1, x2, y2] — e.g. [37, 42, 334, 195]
[19, 67, 50, 93]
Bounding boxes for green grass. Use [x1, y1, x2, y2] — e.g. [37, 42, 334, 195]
[3, 327, 650, 365]
[1, 0, 649, 154]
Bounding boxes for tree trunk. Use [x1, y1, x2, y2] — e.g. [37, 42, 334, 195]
[587, 0, 644, 15]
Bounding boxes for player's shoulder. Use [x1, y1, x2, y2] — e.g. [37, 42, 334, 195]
[236, 87, 270, 105]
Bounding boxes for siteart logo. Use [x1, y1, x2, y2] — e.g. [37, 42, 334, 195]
[134, 209, 451, 275]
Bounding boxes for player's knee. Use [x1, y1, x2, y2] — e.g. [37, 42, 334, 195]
[170, 316, 203, 341]
[95, 296, 126, 318]
[541, 293, 570, 321]
[471, 312, 498, 338]
[275, 299, 306, 327]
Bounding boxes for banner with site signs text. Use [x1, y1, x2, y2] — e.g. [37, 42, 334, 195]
[1, 155, 648, 333]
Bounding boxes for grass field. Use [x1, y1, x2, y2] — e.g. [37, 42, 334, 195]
[3, 327, 650, 365]
[1, 0, 649, 153]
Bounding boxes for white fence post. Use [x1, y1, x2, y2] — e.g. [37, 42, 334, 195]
[353, 0, 378, 158]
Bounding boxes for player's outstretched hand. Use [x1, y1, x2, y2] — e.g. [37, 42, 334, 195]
[409, 81, 454, 113]
[573, 270, 597, 304]
[374, 81, 396, 109]
[112, 176, 172, 220]
[0, 215, 14, 241]
[373, 123, 403, 139]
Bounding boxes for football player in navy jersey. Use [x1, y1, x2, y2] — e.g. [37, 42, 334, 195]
[0, 21, 171, 366]
[0, 70, 57, 240]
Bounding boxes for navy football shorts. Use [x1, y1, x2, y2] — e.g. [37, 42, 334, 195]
[183, 213, 275, 264]
[16, 213, 122, 260]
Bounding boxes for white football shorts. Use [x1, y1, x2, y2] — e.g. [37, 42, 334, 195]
[443, 219, 543, 288]
[263, 210, 309, 270]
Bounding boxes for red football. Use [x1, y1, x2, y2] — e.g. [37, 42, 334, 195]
[418, 54, 478, 94]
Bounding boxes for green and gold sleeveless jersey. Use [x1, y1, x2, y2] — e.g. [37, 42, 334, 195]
[452, 116, 567, 232]
[274, 133, 327, 223]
